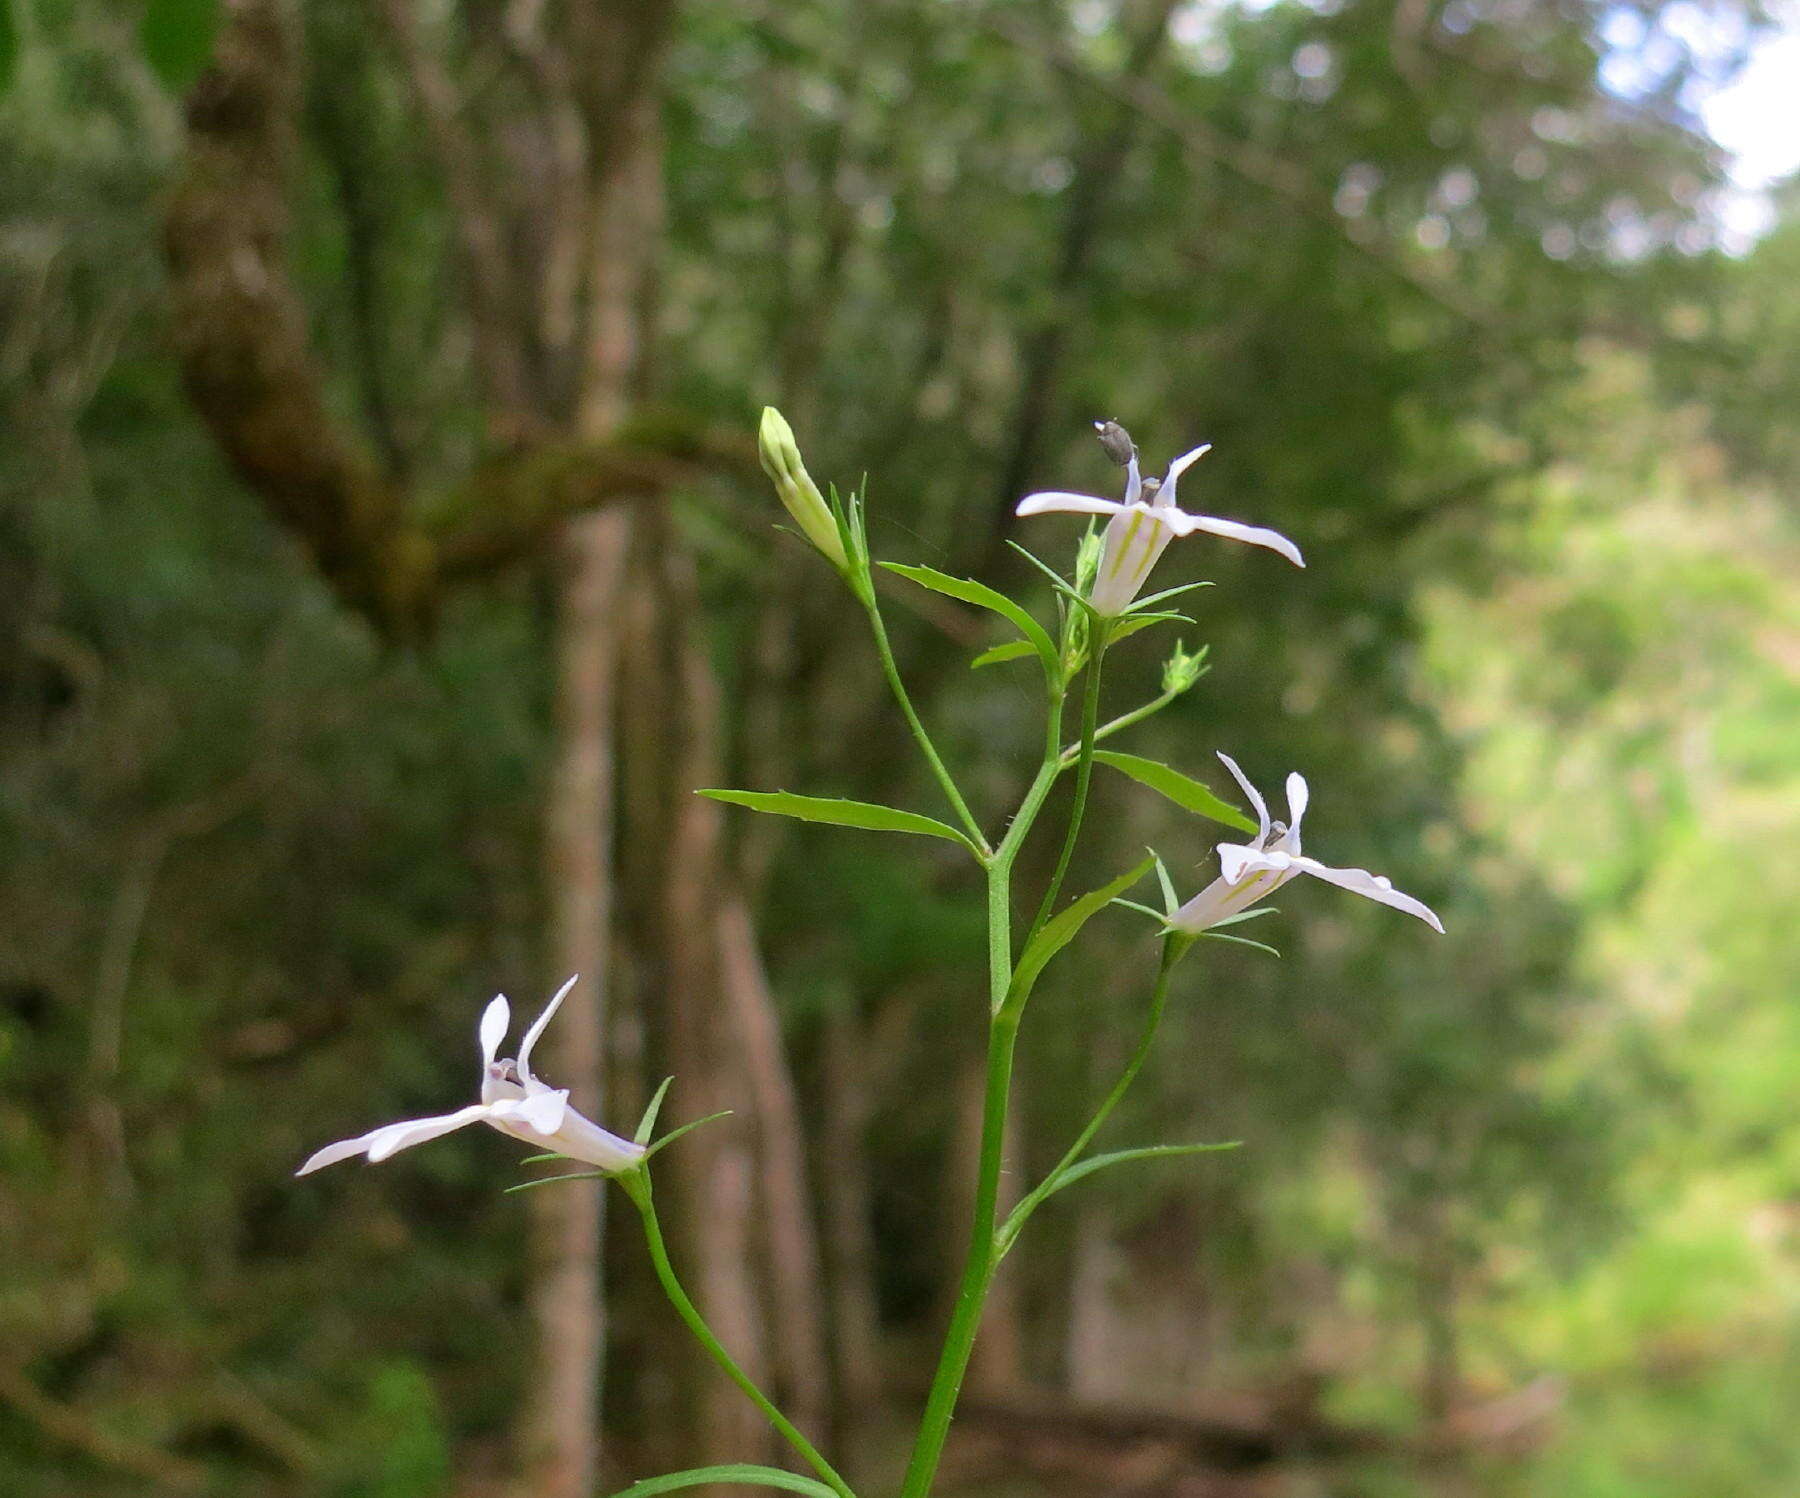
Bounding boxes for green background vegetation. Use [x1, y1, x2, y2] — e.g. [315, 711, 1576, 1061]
[2, 0, 1796, 1495]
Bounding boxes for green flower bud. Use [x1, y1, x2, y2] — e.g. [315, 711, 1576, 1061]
[757, 407, 850, 571]
[1161, 641, 1210, 696]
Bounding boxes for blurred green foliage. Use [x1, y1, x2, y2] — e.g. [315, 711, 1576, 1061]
[2, 0, 1796, 1494]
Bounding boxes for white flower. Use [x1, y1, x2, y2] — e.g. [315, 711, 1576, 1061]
[1170, 754, 1444, 934]
[1016, 433, 1304, 616]
[296, 977, 646, 1177]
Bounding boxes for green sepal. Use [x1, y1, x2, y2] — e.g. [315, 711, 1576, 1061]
[1107, 611, 1193, 647]
[1201, 930, 1281, 958]
[698, 789, 980, 856]
[1209, 906, 1277, 927]
[608, 1465, 841, 1498]
[878, 562, 1059, 686]
[1004, 856, 1154, 1014]
[1123, 580, 1215, 614]
[645, 1110, 733, 1160]
[635, 1077, 675, 1144]
[1090, 751, 1258, 834]
[504, 1171, 609, 1194]
[1153, 853, 1180, 917]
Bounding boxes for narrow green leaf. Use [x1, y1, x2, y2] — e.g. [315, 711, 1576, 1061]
[970, 639, 1037, 669]
[609, 1466, 839, 1498]
[698, 789, 978, 854]
[141, 0, 221, 90]
[1048, 1142, 1241, 1198]
[635, 1077, 674, 1145]
[879, 562, 1059, 684]
[1006, 857, 1153, 1011]
[1092, 751, 1257, 834]
[1108, 897, 1168, 922]
[518, 1152, 570, 1165]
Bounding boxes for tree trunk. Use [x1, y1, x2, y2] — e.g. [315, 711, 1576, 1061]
[818, 1002, 885, 1444]
[519, 36, 663, 1498]
[717, 894, 834, 1441]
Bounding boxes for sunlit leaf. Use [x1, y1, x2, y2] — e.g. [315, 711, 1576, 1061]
[1092, 751, 1257, 834]
[880, 562, 1059, 684]
[699, 789, 979, 855]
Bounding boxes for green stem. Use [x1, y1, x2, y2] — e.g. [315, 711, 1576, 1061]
[1030, 628, 1108, 936]
[898, 1002, 1020, 1498]
[900, 696, 1066, 1498]
[622, 1175, 855, 1498]
[862, 593, 990, 856]
[997, 933, 1189, 1255]
[1058, 684, 1179, 768]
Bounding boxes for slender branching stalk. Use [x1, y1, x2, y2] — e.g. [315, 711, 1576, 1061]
[618, 1171, 857, 1498]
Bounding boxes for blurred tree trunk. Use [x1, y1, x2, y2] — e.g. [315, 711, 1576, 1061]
[818, 1002, 885, 1442]
[522, 59, 657, 1488]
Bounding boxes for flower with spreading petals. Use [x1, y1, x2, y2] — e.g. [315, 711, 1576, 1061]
[1170, 754, 1444, 934]
[1016, 424, 1304, 615]
[296, 977, 645, 1177]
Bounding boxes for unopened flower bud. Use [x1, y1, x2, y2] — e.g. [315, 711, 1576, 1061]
[758, 407, 850, 571]
[1161, 642, 1209, 696]
[1094, 419, 1137, 467]
[1074, 526, 1105, 593]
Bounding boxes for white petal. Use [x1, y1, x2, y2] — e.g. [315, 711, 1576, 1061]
[517, 974, 578, 1084]
[1016, 491, 1128, 519]
[547, 1107, 647, 1173]
[1123, 453, 1143, 506]
[1160, 443, 1212, 503]
[1216, 841, 1284, 885]
[1293, 858, 1444, 932]
[1285, 773, 1310, 839]
[298, 1103, 494, 1174]
[1163, 511, 1305, 568]
[1216, 752, 1270, 844]
[492, 1087, 570, 1137]
[479, 995, 510, 1070]
[366, 1104, 497, 1162]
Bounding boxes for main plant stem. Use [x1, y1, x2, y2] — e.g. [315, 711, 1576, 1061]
[621, 1175, 855, 1498]
[900, 700, 1065, 1498]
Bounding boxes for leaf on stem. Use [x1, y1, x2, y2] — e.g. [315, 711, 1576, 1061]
[1040, 1142, 1242, 1199]
[879, 562, 1060, 685]
[969, 639, 1038, 669]
[1091, 752, 1258, 834]
[607, 1465, 842, 1498]
[698, 790, 980, 856]
[1006, 856, 1154, 1012]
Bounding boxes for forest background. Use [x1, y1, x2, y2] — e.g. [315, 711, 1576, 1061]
[2, 1, 1797, 1496]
